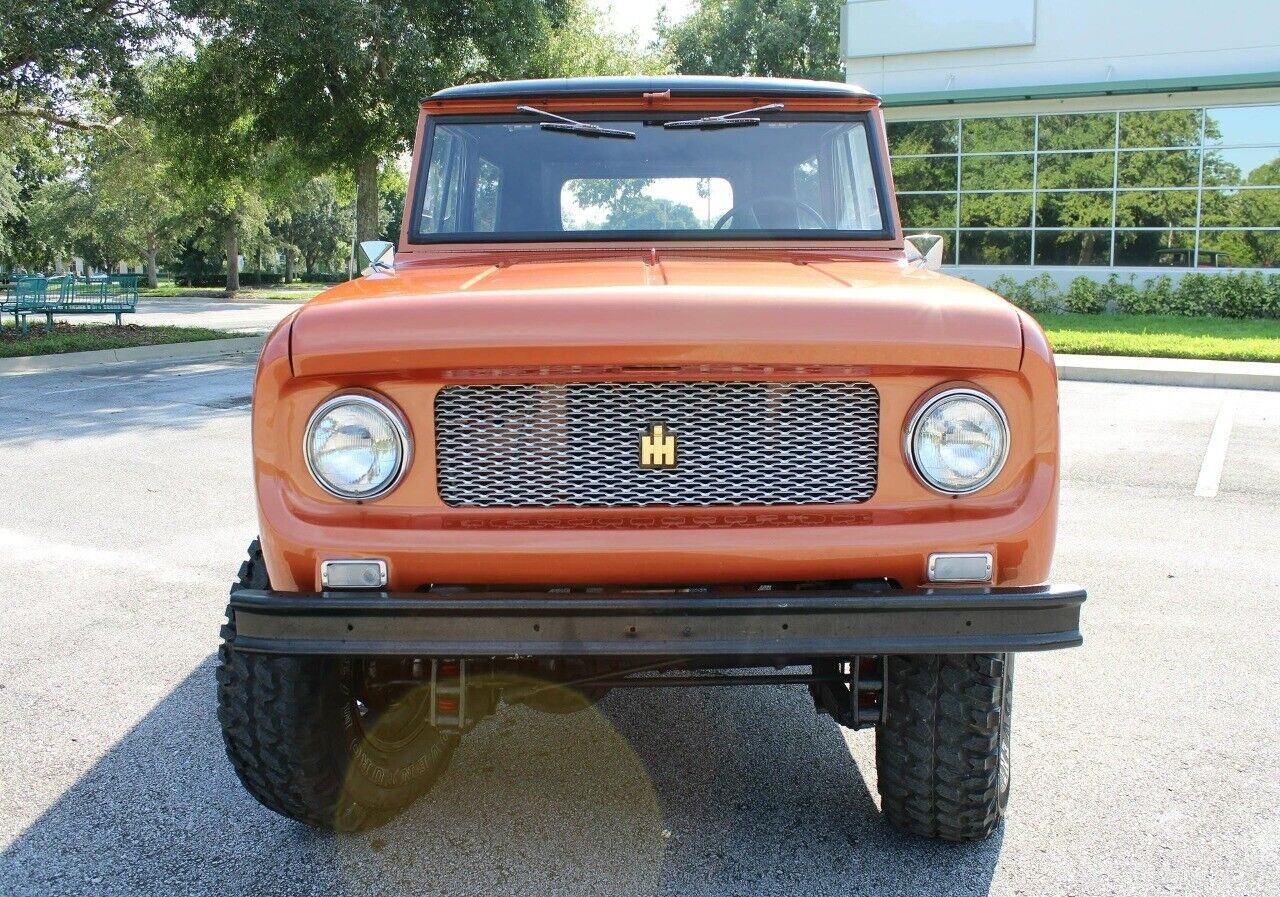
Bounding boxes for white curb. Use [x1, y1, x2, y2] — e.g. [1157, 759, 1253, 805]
[0, 335, 265, 374]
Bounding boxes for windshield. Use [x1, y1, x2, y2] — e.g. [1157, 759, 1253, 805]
[410, 113, 889, 242]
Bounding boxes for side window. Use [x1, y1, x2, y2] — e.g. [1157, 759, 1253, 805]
[793, 156, 821, 213]
[472, 157, 502, 232]
[833, 123, 884, 231]
[419, 126, 465, 234]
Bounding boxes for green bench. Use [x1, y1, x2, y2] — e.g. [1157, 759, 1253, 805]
[2, 274, 140, 334]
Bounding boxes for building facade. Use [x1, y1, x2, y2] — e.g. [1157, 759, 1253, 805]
[842, 0, 1280, 283]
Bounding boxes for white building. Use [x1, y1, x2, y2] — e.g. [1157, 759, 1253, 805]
[842, 0, 1280, 283]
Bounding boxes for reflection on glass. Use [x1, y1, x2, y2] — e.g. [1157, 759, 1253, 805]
[1115, 190, 1198, 228]
[1034, 230, 1111, 265]
[894, 156, 957, 192]
[1119, 109, 1202, 149]
[1037, 151, 1114, 189]
[1117, 150, 1200, 188]
[958, 230, 1031, 265]
[962, 117, 1034, 153]
[961, 155, 1032, 190]
[1037, 191, 1111, 228]
[885, 106, 1280, 268]
[1201, 146, 1280, 186]
[1038, 113, 1115, 151]
[1198, 230, 1279, 268]
[561, 178, 733, 231]
[888, 120, 958, 155]
[899, 193, 957, 229]
[1201, 189, 1280, 228]
[1204, 105, 1280, 147]
[1114, 230, 1199, 266]
[960, 193, 1032, 228]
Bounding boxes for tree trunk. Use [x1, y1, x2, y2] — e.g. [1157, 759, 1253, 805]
[225, 213, 240, 296]
[285, 246, 296, 283]
[355, 154, 380, 244]
[145, 237, 158, 289]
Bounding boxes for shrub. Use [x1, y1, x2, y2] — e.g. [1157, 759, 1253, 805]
[1098, 273, 1139, 314]
[1063, 276, 1105, 314]
[987, 275, 1021, 303]
[1126, 275, 1174, 315]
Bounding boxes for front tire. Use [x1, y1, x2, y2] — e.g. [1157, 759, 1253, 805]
[875, 653, 1013, 841]
[216, 539, 457, 831]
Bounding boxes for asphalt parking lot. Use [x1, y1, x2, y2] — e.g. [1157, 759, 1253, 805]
[1, 359, 1277, 897]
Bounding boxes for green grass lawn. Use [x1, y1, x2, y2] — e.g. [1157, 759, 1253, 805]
[0, 322, 234, 358]
[138, 284, 324, 301]
[1037, 312, 1280, 363]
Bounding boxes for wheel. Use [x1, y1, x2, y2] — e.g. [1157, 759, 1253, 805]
[874, 654, 1013, 842]
[216, 539, 457, 831]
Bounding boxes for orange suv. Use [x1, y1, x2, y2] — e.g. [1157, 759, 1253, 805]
[218, 76, 1084, 841]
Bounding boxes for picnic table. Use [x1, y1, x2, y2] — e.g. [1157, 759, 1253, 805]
[1, 274, 140, 334]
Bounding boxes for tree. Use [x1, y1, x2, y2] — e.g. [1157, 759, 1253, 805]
[658, 0, 844, 81]
[79, 119, 188, 286]
[0, 0, 174, 131]
[149, 48, 269, 294]
[175, 0, 577, 245]
[273, 175, 353, 278]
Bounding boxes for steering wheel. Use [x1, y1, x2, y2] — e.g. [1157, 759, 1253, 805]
[713, 196, 828, 230]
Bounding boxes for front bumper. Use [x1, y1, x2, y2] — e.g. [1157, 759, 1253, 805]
[228, 583, 1085, 658]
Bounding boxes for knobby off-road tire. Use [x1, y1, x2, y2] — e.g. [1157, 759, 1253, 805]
[217, 539, 457, 831]
[875, 654, 1013, 842]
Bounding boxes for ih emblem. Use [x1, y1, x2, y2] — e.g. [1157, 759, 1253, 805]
[639, 422, 677, 469]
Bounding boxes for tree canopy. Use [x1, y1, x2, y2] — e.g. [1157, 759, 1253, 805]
[658, 0, 844, 81]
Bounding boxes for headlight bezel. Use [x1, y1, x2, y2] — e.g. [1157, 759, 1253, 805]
[302, 391, 411, 501]
[905, 387, 1010, 496]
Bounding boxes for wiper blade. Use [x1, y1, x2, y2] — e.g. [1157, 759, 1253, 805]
[516, 104, 636, 139]
[663, 103, 785, 129]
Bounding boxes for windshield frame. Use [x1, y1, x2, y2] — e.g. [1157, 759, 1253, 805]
[406, 110, 896, 245]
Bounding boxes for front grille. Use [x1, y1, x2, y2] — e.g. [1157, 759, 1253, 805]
[434, 381, 879, 508]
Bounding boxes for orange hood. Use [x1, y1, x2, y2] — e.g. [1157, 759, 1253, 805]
[289, 252, 1024, 377]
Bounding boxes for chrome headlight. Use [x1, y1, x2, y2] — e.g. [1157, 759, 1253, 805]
[907, 389, 1009, 495]
[304, 393, 410, 500]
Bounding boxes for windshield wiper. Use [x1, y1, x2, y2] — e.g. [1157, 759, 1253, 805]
[516, 104, 636, 139]
[663, 103, 785, 130]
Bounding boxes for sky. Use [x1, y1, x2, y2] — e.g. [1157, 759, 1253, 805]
[590, 0, 695, 44]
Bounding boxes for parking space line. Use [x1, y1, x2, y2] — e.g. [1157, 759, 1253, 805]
[1194, 396, 1237, 498]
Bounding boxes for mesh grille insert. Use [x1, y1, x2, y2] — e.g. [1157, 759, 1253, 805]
[434, 381, 878, 508]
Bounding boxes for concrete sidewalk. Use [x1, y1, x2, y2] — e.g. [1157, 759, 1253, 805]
[1055, 354, 1280, 390]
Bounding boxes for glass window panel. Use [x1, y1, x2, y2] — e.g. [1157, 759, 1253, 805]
[1204, 105, 1280, 147]
[960, 192, 1032, 228]
[1037, 191, 1112, 228]
[887, 120, 958, 155]
[898, 193, 956, 229]
[471, 158, 502, 231]
[960, 154, 1032, 190]
[1037, 151, 1114, 189]
[1114, 230, 1199, 266]
[961, 117, 1034, 153]
[958, 230, 1030, 265]
[1200, 188, 1280, 228]
[906, 229, 958, 265]
[1034, 230, 1112, 266]
[561, 178, 733, 231]
[1115, 190, 1198, 228]
[1119, 109, 1202, 148]
[893, 155, 957, 192]
[1201, 147, 1280, 187]
[1117, 149, 1200, 188]
[1198, 230, 1280, 268]
[1038, 113, 1115, 151]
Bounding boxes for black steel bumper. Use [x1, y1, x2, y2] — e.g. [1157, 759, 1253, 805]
[228, 583, 1085, 658]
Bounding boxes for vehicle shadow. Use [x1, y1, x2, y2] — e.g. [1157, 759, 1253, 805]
[2, 658, 1002, 897]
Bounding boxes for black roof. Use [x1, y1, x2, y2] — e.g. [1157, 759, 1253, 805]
[428, 75, 876, 102]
